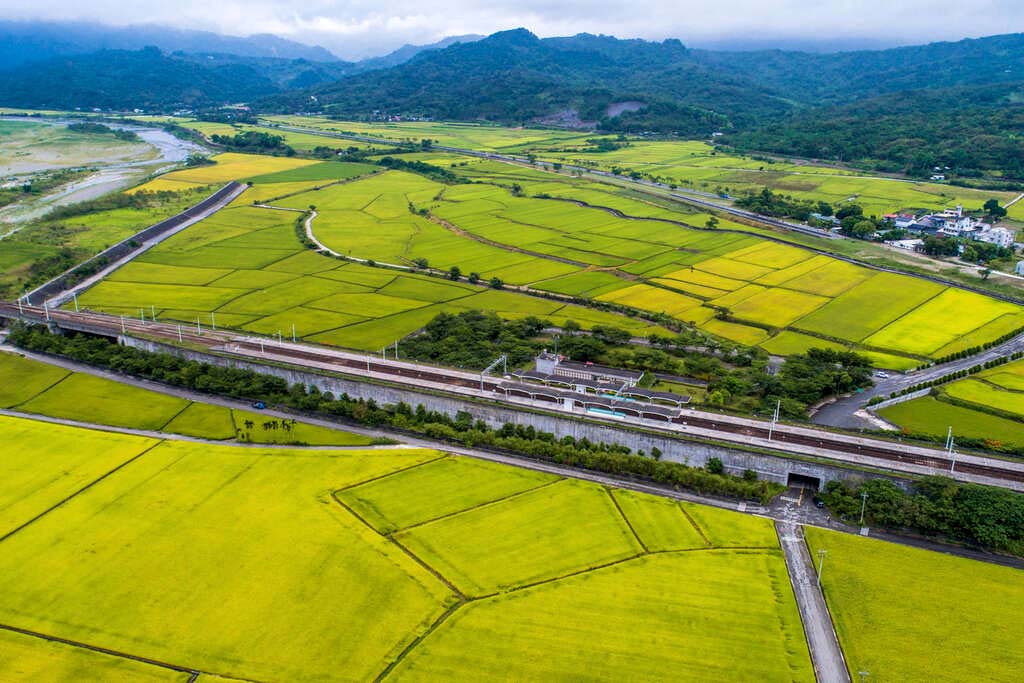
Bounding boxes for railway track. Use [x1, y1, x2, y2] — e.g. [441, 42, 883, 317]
[3, 303, 1022, 486]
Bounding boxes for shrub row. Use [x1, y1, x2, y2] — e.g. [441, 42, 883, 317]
[925, 327, 1024, 367]
[823, 477, 1024, 556]
[8, 325, 783, 504]
[892, 351, 1024, 398]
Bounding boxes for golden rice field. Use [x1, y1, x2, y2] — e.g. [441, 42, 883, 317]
[0, 413, 813, 681]
[0, 350, 375, 445]
[806, 528, 1024, 682]
[72, 150, 1024, 364]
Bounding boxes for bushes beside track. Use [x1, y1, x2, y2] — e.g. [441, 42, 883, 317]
[8, 324, 783, 503]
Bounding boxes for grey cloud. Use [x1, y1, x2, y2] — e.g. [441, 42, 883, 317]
[2, 0, 1021, 59]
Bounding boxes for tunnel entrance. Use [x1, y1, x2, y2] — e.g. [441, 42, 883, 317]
[786, 472, 822, 491]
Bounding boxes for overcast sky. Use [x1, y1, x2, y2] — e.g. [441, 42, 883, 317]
[3, 0, 1022, 59]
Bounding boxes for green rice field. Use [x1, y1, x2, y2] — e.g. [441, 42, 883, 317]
[806, 527, 1024, 682]
[876, 357, 1024, 447]
[0, 413, 813, 681]
[877, 395, 1024, 449]
[66, 147, 1024, 364]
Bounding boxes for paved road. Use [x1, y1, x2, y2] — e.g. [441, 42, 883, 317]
[777, 521, 850, 683]
[813, 330, 1024, 429]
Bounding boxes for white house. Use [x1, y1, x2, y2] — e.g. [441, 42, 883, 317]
[974, 226, 1016, 248]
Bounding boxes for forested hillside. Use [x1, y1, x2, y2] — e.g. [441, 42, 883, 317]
[260, 29, 792, 131]
[725, 81, 1024, 175]
[0, 47, 278, 109]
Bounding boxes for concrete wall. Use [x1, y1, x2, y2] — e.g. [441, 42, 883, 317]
[123, 337, 892, 490]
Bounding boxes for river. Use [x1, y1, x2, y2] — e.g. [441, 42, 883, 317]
[0, 118, 208, 235]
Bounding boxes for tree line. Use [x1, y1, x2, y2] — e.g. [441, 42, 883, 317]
[8, 325, 782, 503]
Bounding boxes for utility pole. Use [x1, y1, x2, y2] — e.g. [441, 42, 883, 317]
[277, 330, 283, 346]
[120, 316, 126, 334]
[177, 325, 182, 342]
[858, 671, 870, 683]
[73, 292, 79, 312]
[140, 308, 145, 323]
[17, 297, 23, 316]
[197, 318, 202, 335]
[816, 549, 827, 588]
[394, 339, 399, 360]
[859, 491, 869, 526]
[151, 305, 156, 322]
[211, 312, 216, 331]
[768, 399, 780, 441]
[292, 324, 296, 343]
[946, 426, 957, 472]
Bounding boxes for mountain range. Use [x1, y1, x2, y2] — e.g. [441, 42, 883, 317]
[0, 23, 1021, 174]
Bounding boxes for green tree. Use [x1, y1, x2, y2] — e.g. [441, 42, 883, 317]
[448, 266, 462, 281]
[983, 198, 1007, 218]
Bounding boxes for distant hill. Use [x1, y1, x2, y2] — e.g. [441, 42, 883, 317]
[0, 47, 278, 110]
[261, 29, 791, 133]
[0, 20, 340, 68]
[694, 33, 1024, 104]
[353, 35, 484, 73]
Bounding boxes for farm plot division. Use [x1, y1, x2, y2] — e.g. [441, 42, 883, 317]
[74, 152, 1024, 363]
[0, 416, 813, 681]
[878, 357, 1024, 448]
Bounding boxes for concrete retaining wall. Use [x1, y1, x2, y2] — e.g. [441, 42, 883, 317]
[868, 388, 931, 410]
[123, 336, 899, 490]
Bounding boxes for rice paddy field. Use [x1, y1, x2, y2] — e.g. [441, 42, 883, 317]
[877, 358, 1024, 448]
[262, 115, 602, 153]
[0, 413, 814, 681]
[805, 527, 1024, 682]
[535, 139, 1019, 218]
[0, 350, 374, 445]
[259, 119, 1017, 217]
[68, 148, 1024, 364]
[73, 157, 673, 350]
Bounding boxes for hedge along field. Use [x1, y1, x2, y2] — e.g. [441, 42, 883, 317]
[876, 357, 1024, 446]
[805, 527, 1024, 682]
[0, 351, 374, 445]
[877, 396, 1024, 449]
